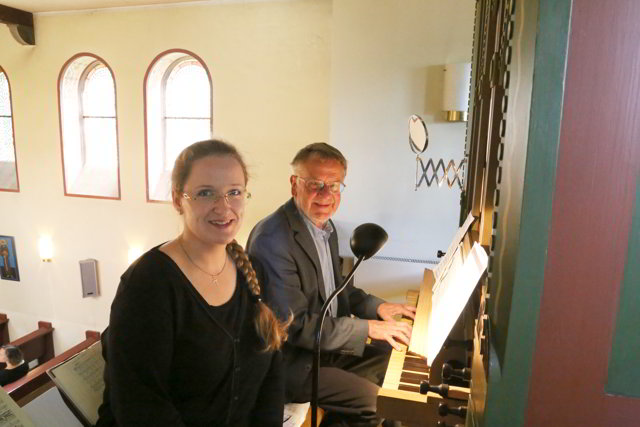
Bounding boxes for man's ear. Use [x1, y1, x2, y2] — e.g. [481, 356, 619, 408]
[290, 175, 298, 198]
[172, 190, 184, 214]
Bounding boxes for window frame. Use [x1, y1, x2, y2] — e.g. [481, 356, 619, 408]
[0, 65, 20, 193]
[57, 52, 121, 200]
[143, 49, 213, 203]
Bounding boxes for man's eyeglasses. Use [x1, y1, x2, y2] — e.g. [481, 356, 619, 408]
[295, 176, 345, 194]
[182, 188, 251, 207]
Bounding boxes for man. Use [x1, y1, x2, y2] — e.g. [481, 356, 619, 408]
[0, 239, 17, 280]
[0, 345, 29, 386]
[247, 143, 415, 427]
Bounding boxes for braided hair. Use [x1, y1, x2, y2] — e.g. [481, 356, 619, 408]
[227, 240, 290, 351]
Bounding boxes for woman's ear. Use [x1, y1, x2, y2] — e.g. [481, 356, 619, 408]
[172, 190, 184, 215]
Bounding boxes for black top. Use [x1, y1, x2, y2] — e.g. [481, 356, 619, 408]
[0, 362, 28, 386]
[96, 246, 284, 427]
[208, 283, 242, 335]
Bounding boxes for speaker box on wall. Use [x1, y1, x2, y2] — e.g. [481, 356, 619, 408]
[79, 259, 100, 298]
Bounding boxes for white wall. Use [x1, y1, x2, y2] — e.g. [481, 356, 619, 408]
[329, 0, 475, 300]
[0, 0, 475, 353]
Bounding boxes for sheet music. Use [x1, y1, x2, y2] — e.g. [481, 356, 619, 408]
[433, 212, 475, 285]
[47, 341, 105, 426]
[426, 242, 488, 364]
[0, 387, 35, 427]
[283, 402, 309, 427]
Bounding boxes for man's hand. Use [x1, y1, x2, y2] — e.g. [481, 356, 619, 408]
[376, 302, 416, 322]
[367, 320, 412, 351]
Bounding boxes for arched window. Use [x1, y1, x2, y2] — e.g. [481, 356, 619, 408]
[59, 54, 120, 199]
[145, 50, 212, 202]
[0, 67, 19, 192]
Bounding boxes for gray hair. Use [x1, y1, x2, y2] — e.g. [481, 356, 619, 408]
[290, 142, 347, 173]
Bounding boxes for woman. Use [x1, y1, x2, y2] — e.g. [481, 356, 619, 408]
[97, 139, 289, 426]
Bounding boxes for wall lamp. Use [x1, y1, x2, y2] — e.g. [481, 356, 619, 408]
[127, 246, 143, 264]
[443, 62, 471, 122]
[38, 236, 53, 262]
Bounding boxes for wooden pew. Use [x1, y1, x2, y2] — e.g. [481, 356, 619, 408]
[5, 330, 100, 407]
[0, 313, 8, 345]
[9, 321, 55, 367]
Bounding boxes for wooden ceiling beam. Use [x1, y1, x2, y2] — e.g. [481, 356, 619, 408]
[0, 4, 35, 45]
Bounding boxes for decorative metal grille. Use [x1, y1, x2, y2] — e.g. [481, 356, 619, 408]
[415, 156, 466, 190]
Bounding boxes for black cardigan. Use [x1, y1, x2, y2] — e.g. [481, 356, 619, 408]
[96, 247, 284, 426]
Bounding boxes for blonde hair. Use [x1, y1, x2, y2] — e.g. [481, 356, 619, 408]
[171, 139, 248, 193]
[227, 241, 291, 351]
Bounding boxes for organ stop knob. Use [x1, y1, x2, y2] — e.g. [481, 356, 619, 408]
[441, 362, 471, 381]
[419, 381, 449, 397]
[438, 402, 467, 419]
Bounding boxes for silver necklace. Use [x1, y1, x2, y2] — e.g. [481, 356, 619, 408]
[179, 239, 227, 285]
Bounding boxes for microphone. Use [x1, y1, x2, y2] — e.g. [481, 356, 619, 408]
[311, 223, 388, 426]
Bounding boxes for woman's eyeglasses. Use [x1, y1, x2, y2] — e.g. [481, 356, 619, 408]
[182, 188, 251, 207]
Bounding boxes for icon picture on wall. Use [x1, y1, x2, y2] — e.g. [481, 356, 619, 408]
[0, 235, 20, 282]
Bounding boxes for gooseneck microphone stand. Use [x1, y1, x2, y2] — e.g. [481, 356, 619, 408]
[311, 223, 388, 427]
[311, 257, 364, 426]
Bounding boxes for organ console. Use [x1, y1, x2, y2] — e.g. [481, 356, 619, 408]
[375, 0, 527, 423]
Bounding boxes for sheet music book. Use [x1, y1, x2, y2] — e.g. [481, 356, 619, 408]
[0, 387, 35, 427]
[426, 242, 488, 364]
[283, 402, 309, 427]
[433, 212, 476, 285]
[46, 341, 105, 426]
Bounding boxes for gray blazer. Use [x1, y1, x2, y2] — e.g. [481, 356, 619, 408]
[246, 198, 384, 400]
